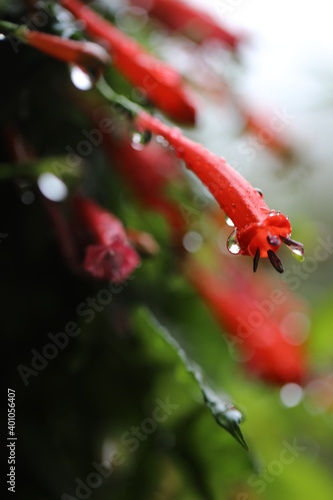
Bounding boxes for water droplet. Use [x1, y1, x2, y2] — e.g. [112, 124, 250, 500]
[225, 213, 234, 227]
[255, 187, 263, 197]
[269, 210, 276, 217]
[0, 34, 5, 41]
[183, 231, 203, 253]
[156, 135, 169, 148]
[130, 129, 152, 150]
[280, 383, 303, 408]
[224, 407, 242, 423]
[21, 190, 35, 205]
[37, 173, 68, 201]
[227, 229, 241, 255]
[267, 235, 280, 247]
[280, 312, 311, 345]
[290, 246, 305, 262]
[69, 65, 93, 90]
[281, 236, 305, 262]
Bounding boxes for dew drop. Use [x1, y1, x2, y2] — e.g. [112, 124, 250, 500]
[255, 187, 263, 197]
[269, 210, 276, 217]
[37, 173, 68, 201]
[224, 407, 242, 423]
[156, 135, 169, 148]
[21, 190, 35, 205]
[0, 34, 5, 41]
[290, 246, 305, 262]
[69, 65, 93, 90]
[130, 129, 152, 150]
[227, 228, 241, 255]
[183, 231, 203, 253]
[225, 213, 234, 227]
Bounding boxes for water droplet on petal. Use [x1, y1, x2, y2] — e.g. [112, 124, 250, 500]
[225, 213, 234, 227]
[267, 235, 280, 246]
[255, 187, 263, 197]
[0, 34, 5, 41]
[281, 236, 305, 262]
[290, 247, 305, 262]
[156, 135, 169, 148]
[130, 129, 152, 150]
[227, 228, 241, 255]
[69, 65, 93, 90]
[269, 209, 277, 217]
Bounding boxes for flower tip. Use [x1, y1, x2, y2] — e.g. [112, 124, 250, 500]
[170, 96, 197, 125]
[84, 242, 140, 283]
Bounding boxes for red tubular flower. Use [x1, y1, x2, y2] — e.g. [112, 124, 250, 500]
[0, 21, 110, 79]
[130, 0, 244, 50]
[240, 107, 293, 160]
[135, 111, 304, 273]
[73, 196, 140, 283]
[3, 125, 139, 282]
[185, 262, 307, 385]
[60, 0, 196, 124]
[126, 228, 160, 256]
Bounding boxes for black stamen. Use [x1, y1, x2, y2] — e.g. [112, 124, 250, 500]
[253, 247, 260, 273]
[280, 235, 303, 249]
[267, 235, 280, 246]
[267, 249, 284, 273]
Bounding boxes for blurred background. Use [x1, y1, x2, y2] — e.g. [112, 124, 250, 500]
[2, 0, 333, 499]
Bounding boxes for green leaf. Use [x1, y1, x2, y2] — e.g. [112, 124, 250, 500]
[132, 306, 248, 451]
[0, 156, 82, 185]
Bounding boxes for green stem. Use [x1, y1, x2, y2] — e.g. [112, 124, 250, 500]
[96, 77, 144, 120]
[0, 156, 82, 181]
[0, 20, 28, 41]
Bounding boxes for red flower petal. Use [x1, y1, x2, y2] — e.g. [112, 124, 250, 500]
[186, 262, 307, 385]
[84, 241, 140, 283]
[135, 111, 294, 268]
[25, 30, 109, 78]
[130, 0, 244, 50]
[73, 196, 140, 282]
[60, 0, 196, 123]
